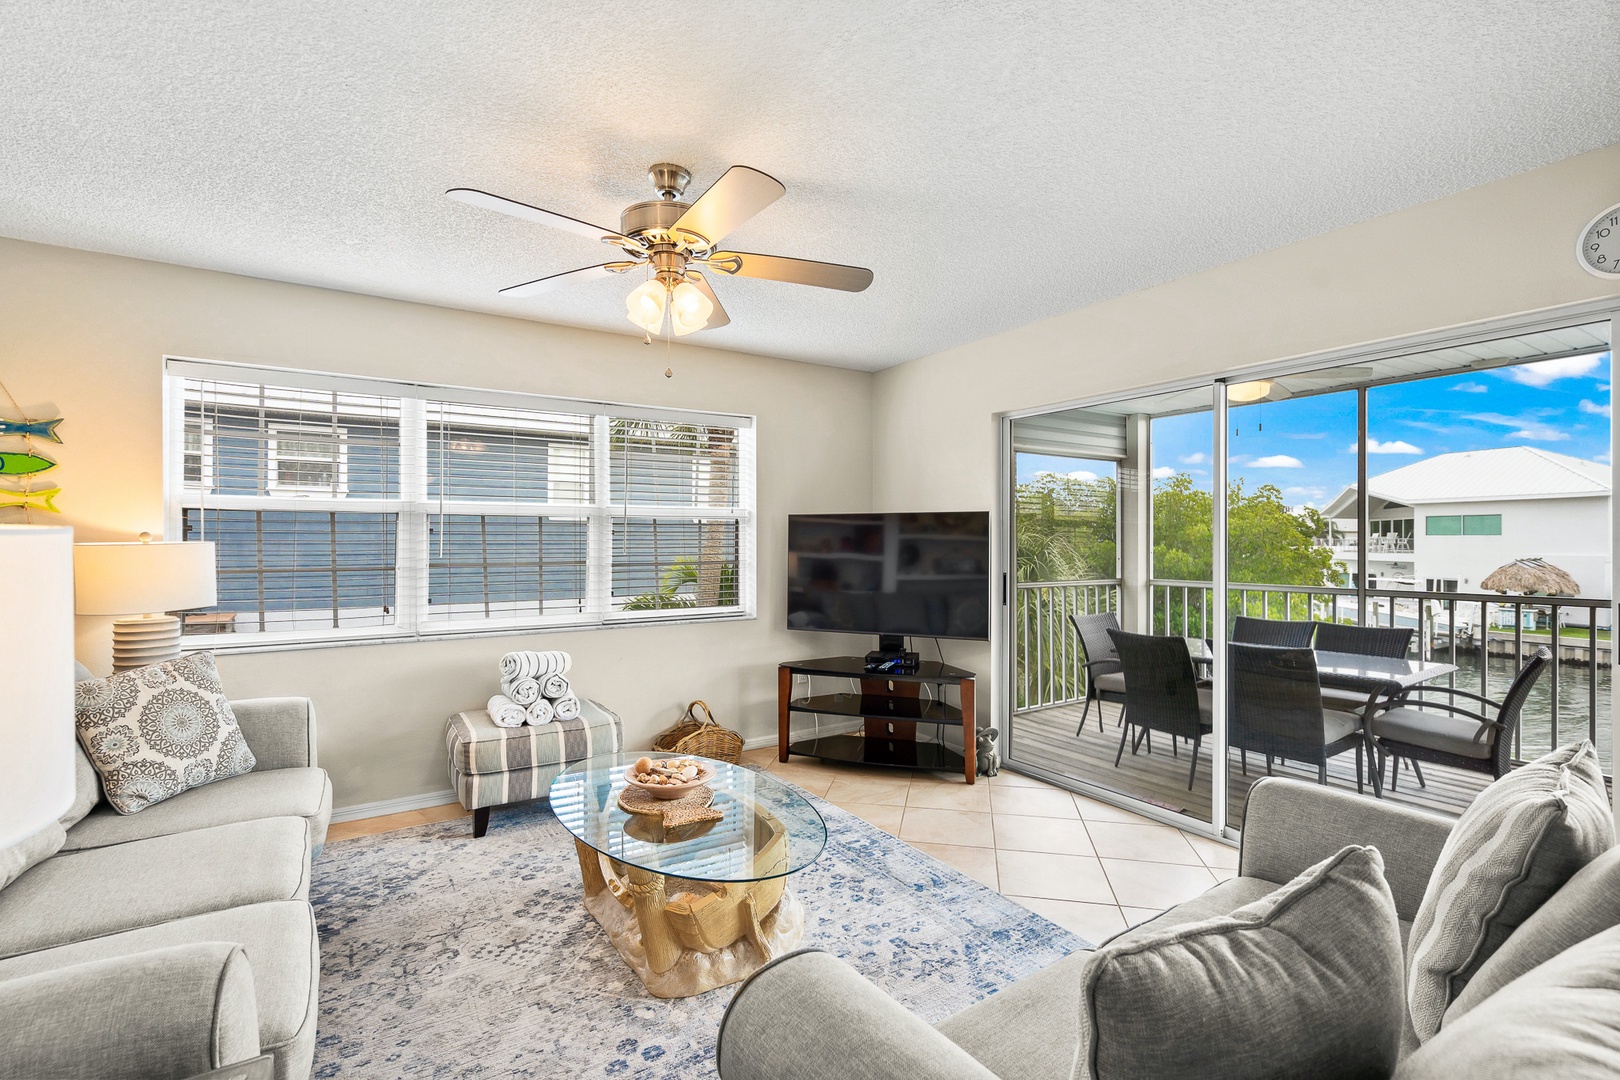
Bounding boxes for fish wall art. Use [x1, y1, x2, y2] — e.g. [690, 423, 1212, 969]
[0, 452, 57, 476]
[0, 487, 59, 513]
[0, 418, 63, 443]
[0, 381, 65, 521]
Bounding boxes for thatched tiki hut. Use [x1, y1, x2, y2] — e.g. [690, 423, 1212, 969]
[1480, 558, 1582, 596]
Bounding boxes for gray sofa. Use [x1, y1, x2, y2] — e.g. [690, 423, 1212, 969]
[0, 681, 333, 1080]
[718, 776, 1620, 1079]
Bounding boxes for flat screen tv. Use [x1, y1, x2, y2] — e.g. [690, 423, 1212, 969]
[787, 512, 991, 641]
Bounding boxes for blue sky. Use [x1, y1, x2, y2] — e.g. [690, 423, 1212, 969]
[1017, 351, 1611, 509]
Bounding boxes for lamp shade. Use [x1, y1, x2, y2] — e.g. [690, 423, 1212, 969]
[74, 540, 217, 616]
[0, 525, 77, 847]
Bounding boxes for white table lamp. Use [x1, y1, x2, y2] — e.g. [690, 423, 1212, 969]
[75, 535, 218, 672]
[0, 525, 77, 847]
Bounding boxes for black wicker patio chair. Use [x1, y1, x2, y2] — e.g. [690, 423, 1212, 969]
[1313, 622, 1414, 658]
[1228, 643, 1368, 793]
[1313, 623, 1416, 715]
[1231, 615, 1316, 647]
[1371, 647, 1550, 790]
[1069, 611, 1127, 735]
[1107, 629, 1212, 790]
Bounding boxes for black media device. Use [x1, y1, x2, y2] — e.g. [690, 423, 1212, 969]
[786, 512, 991, 667]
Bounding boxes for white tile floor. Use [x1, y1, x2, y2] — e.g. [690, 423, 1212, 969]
[744, 747, 1238, 944]
[329, 748, 1241, 948]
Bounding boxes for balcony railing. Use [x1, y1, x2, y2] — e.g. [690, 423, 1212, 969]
[1014, 577, 1611, 773]
[1012, 579, 1119, 711]
[1328, 535, 1414, 554]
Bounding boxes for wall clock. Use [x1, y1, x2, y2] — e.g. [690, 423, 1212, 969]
[1576, 202, 1620, 278]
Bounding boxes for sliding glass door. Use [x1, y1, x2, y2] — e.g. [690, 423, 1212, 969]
[1002, 310, 1615, 838]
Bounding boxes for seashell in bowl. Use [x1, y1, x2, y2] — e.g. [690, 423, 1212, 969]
[623, 757, 717, 800]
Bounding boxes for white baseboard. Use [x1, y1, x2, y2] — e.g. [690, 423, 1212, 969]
[332, 736, 790, 823]
[331, 788, 457, 823]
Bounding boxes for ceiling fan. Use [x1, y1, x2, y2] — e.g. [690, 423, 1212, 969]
[447, 163, 873, 338]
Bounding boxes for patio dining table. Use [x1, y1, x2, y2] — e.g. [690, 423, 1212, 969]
[1183, 638, 1458, 796]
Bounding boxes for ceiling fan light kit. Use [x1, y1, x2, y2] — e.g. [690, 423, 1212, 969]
[448, 162, 873, 338]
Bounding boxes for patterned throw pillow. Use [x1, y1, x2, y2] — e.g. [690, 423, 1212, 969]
[1405, 740, 1613, 1042]
[73, 653, 256, 814]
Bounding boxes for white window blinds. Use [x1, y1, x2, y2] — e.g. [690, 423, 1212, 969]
[165, 359, 755, 646]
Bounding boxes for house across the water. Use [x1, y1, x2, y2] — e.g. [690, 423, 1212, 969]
[1321, 446, 1612, 623]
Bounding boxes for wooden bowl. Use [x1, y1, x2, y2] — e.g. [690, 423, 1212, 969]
[623, 759, 716, 801]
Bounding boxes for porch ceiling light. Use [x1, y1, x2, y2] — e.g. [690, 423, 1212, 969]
[1228, 379, 1277, 403]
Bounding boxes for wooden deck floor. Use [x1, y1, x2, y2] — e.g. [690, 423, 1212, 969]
[1008, 699, 1489, 826]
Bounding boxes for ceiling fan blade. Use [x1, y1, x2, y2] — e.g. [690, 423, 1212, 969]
[447, 188, 617, 242]
[671, 167, 785, 245]
[710, 250, 873, 292]
[687, 271, 730, 330]
[498, 264, 619, 297]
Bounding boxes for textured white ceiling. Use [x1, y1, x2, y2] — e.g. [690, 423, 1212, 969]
[2, 2, 1617, 371]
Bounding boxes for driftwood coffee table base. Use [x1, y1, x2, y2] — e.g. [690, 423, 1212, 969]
[573, 838, 805, 998]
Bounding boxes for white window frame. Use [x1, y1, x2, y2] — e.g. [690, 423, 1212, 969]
[266, 423, 349, 496]
[163, 357, 757, 651]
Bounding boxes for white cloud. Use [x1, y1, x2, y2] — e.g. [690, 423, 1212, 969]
[1451, 381, 1489, 393]
[1032, 469, 1100, 482]
[1351, 438, 1424, 455]
[1180, 452, 1207, 465]
[1504, 354, 1603, 387]
[1249, 455, 1304, 468]
[1151, 466, 1177, 480]
[1579, 399, 1611, 418]
[1465, 412, 1571, 441]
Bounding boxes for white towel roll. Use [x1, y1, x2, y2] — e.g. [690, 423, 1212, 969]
[525, 697, 555, 725]
[503, 677, 541, 706]
[500, 650, 572, 681]
[542, 673, 571, 701]
[486, 695, 528, 728]
[552, 694, 581, 721]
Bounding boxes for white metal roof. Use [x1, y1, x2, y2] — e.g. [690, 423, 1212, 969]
[1323, 446, 1610, 519]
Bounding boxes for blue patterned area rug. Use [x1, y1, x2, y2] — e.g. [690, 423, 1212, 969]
[311, 792, 1085, 1078]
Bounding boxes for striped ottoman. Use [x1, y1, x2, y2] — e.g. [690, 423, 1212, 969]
[445, 699, 622, 837]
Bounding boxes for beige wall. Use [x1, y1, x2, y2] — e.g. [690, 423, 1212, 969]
[0, 238, 873, 810]
[872, 142, 1620, 704]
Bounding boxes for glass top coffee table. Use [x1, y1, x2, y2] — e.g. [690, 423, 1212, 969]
[549, 753, 827, 998]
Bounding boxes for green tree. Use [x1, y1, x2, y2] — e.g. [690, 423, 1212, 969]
[1152, 473, 1342, 629]
[1153, 474, 1338, 587]
[1013, 471, 1117, 582]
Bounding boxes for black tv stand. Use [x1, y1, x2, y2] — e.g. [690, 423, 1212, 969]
[777, 656, 978, 783]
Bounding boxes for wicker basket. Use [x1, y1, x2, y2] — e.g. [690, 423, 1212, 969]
[651, 700, 744, 764]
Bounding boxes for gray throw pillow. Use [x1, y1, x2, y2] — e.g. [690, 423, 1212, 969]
[1, 823, 66, 891]
[1072, 845, 1404, 1080]
[1396, 925, 1620, 1079]
[73, 652, 255, 815]
[1406, 741, 1612, 1042]
[1444, 844, 1620, 1026]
